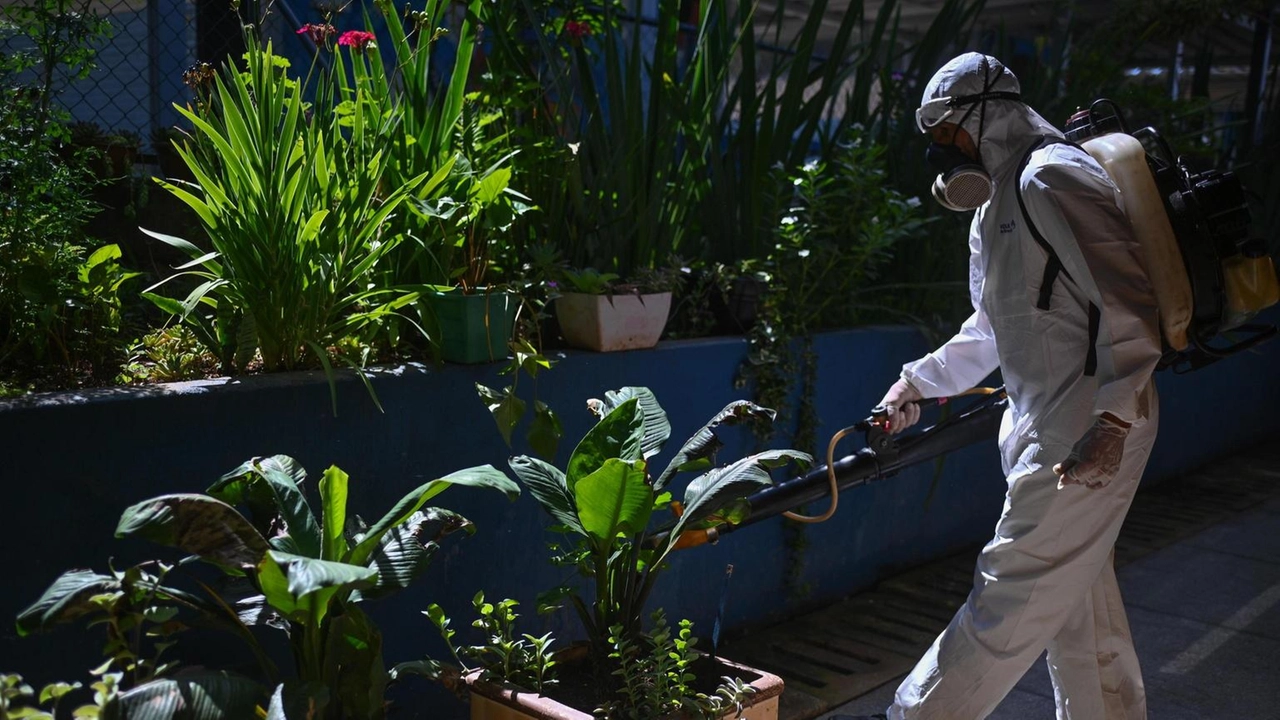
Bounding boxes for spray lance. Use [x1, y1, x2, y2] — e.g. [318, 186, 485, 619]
[649, 387, 1008, 552]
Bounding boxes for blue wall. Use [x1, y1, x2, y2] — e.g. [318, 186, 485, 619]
[2, 322, 1277, 714]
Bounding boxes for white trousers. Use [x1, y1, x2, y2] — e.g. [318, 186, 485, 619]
[889, 402, 1157, 720]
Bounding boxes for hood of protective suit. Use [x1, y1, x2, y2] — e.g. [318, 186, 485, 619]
[920, 52, 1063, 179]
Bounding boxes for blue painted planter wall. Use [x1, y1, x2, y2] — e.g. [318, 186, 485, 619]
[2, 321, 1277, 714]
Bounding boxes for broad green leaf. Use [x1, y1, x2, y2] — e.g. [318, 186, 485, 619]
[528, 401, 563, 461]
[566, 398, 645, 487]
[346, 465, 518, 567]
[319, 467, 349, 562]
[656, 400, 777, 489]
[508, 456, 583, 534]
[84, 244, 122, 268]
[686, 497, 753, 530]
[665, 450, 811, 557]
[208, 456, 321, 558]
[115, 494, 269, 572]
[473, 166, 511, 205]
[105, 671, 264, 720]
[574, 459, 653, 544]
[142, 292, 186, 317]
[40, 682, 80, 704]
[592, 388, 671, 460]
[476, 383, 525, 447]
[258, 551, 375, 624]
[15, 571, 118, 636]
[254, 557, 299, 618]
[363, 509, 473, 598]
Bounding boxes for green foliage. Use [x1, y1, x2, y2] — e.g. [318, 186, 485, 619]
[476, 337, 562, 460]
[689, 0, 870, 265]
[405, 88, 534, 293]
[0, 127, 138, 388]
[18, 455, 518, 720]
[561, 268, 620, 295]
[510, 387, 809, 660]
[12, 560, 272, 718]
[600, 610, 756, 720]
[736, 131, 939, 456]
[0, 0, 111, 137]
[118, 325, 218, 384]
[0, 0, 141, 392]
[408, 592, 558, 693]
[0, 671, 116, 720]
[143, 40, 445, 376]
[351, 0, 507, 335]
[765, 135, 937, 334]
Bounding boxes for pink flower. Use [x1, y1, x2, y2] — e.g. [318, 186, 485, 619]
[296, 23, 336, 45]
[565, 20, 591, 41]
[337, 30, 377, 52]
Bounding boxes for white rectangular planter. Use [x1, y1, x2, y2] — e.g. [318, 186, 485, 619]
[555, 292, 672, 352]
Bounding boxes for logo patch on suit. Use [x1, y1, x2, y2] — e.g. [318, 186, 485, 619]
[999, 219, 1018, 234]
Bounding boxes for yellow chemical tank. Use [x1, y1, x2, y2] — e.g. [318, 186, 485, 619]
[1222, 252, 1280, 330]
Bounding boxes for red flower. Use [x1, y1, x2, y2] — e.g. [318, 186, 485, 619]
[296, 23, 336, 46]
[337, 30, 377, 52]
[565, 20, 591, 41]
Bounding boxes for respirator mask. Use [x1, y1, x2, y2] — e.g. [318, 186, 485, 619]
[916, 89, 1022, 212]
[926, 142, 993, 212]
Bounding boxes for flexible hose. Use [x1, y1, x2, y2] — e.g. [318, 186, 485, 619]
[780, 386, 1003, 524]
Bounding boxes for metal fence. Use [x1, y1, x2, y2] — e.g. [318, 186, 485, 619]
[1, 0, 247, 152]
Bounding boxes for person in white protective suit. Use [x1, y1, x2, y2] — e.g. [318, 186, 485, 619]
[843, 53, 1164, 720]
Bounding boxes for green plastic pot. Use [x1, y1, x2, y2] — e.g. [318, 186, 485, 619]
[429, 288, 517, 364]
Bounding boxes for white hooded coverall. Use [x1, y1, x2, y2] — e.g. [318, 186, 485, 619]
[889, 54, 1163, 720]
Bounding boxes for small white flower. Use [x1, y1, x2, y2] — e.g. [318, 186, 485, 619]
[780, 216, 797, 226]
[798, 249, 811, 258]
[906, 196, 922, 208]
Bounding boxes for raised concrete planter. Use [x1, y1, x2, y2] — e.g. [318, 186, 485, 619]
[3, 313, 1277, 714]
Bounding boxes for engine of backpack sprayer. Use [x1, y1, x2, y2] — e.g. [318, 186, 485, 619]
[1064, 99, 1280, 373]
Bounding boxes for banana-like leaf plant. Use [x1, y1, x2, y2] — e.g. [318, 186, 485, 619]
[17, 455, 518, 720]
[508, 387, 809, 657]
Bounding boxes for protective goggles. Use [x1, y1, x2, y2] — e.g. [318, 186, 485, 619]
[915, 91, 1022, 133]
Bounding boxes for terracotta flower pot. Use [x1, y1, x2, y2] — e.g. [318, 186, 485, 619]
[465, 654, 782, 720]
[555, 292, 672, 352]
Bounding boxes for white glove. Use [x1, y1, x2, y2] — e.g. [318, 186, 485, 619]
[1054, 415, 1130, 489]
[878, 378, 923, 435]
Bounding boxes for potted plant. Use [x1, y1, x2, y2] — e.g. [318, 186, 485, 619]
[336, 0, 525, 365]
[409, 387, 808, 718]
[418, 146, 533, 364]
[554, 267, 677, 352]
[16, 454, 520, 718]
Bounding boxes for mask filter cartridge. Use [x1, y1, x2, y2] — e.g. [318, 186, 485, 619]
[926, 142, 993, 211]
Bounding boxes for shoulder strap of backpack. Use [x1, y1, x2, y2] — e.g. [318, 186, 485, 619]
[1014, 136, 1101, 377]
